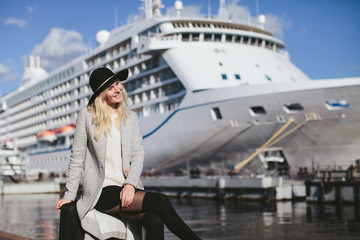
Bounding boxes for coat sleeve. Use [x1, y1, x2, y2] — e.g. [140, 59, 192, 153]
[124, 112, 144, 187]
[63, 108, 88, 201]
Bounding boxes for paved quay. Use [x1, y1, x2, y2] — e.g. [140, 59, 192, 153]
[0, 231, 33, 240]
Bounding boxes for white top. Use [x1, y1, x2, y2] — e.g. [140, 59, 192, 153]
[102, 114, 125, 188]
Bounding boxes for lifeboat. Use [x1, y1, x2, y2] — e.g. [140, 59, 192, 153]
[54, 123, 75, 137]
[36, 130, 57, 142]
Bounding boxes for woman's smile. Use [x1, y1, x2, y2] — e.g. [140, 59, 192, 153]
[106, 81, 123, 107]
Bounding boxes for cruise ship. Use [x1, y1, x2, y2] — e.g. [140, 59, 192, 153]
[1, 0, 359, 179]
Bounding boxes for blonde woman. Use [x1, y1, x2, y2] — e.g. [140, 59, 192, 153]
[56, 67, 200, 240]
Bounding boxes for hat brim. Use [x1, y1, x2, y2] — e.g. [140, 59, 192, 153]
[88, 69, 129, 106]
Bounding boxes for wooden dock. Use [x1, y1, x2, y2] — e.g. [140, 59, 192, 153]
[306, 180, 360, 204]
[142, 176, 306, 201]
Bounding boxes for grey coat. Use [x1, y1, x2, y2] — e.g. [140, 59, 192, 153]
[63, 107, 144, 239]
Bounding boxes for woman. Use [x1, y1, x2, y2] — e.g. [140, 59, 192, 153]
[56, 67, 200, 240]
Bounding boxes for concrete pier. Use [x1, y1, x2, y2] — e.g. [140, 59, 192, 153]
[0, 176, 307, 201]
[306, 180, 360, 204]
[142, 176, 306, 201]
[0, 178, 65, 195]
[6, 177, 359, 205]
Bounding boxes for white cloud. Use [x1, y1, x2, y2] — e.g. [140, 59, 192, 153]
[27, 2, 38, 14]
[5, 18, 27, 28]
[164, 0, 291, 39]
[223, 1, 251, 20]
[31, 28, 86, 72]
[27, 6, 34, 13]
[263, 14, 292, 39]
[221, 0, 291, 39]
[0, 64, 10, 78]
[0, 61, 20, 82]
[166, 5, 202, 17]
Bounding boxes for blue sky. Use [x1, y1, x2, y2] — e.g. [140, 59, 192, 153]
[0, 0, 359, 95]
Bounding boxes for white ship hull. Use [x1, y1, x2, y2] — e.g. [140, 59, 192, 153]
[141, 80, 360, 173]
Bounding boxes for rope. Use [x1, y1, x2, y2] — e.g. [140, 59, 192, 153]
[231, 117, 359, 173]
[152, 123, 232, 172]
[306, 119, 359, 139]
[154, 116, 358, 173]
[320, 118, 360, 135]
[232, 118, 295, 172]
[161, 123, 254, 169]
[265, 119, 309, 148]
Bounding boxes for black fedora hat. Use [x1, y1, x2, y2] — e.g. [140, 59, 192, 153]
[88, 67, 129, 105]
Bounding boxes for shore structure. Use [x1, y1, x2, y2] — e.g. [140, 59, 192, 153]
[2, 162, 360, 204]
[1, 176, 301, 201]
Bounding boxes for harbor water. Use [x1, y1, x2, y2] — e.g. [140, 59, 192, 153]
[0, 193, 360, 240]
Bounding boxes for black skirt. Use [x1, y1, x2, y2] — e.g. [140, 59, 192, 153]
[95, 185, 143, 211]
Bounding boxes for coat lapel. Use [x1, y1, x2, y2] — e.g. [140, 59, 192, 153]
[93, 129, 107, 166]
[121, 117, 131, 161]
[86, 111, 107, 167]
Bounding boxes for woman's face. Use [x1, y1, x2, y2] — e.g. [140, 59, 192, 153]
[106, 80, 123, 108]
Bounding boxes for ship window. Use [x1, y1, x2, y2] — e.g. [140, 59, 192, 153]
[204, 33, 212, 41]
[283, 103, 304, 113]
[265, 41, 272, 49]
[221, 74, 228, 80]
[211, 107, 223, 121]
[234, 74, 241, 80]
[249, 106, 266, 116]
[325, 100, 349, 110]
[192, 33, 200, 41]
[265, 75, 272, 81]
[234, 35, 241, 43]
[214, 34, 222, 42]
[182, 33, 190, 41]
[225, 34, 232, 42]
[99, 51, 107, 60]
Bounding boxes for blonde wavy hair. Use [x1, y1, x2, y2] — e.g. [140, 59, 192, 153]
[87, 85, 129, 141]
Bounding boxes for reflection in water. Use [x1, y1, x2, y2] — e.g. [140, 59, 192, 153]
[0, 194, 59, 239]
[0, 194, 360, 240]
[168, 198, 360, 240]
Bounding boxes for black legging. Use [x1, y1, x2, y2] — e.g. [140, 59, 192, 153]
[95, 186, 200, 240]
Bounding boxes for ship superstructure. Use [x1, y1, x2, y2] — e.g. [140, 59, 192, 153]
[0, 0, 359, 179]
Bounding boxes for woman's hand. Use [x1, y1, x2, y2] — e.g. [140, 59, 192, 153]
[120, 184, 135, 208]
[56, 198, 72, 213]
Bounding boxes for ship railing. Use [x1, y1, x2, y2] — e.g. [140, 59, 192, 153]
[129, 89, 186, 110]
[138, 35, 182, 53]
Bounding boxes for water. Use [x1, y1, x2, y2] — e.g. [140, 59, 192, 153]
[0, 194, 360, 240]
